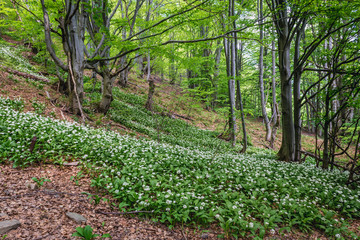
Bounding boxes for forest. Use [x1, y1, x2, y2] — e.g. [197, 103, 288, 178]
[0, 0, 359, 239]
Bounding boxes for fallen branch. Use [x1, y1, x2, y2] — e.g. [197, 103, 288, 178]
[95, 210, 160, 215]
[36, 190, 87, 197]
[0, 65, 50, 83]
[0, 192, 36, 200]
[128, 81, 144, 88]
[173, 113, 193, 121]
[0, 190, 87, 199]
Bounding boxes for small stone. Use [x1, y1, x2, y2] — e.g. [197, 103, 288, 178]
[25, 181, 39, 190]
[0, 213, 7, 218]
[0, 220, 21, 234]
[201, 233, 209, 239]
[66, 212, 86, 223]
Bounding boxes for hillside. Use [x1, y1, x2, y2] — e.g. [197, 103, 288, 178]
[0, 36, 359, 240]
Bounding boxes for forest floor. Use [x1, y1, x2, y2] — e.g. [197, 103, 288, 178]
[1, 61, 359, 240]
[1, 36, 359, 239]
[4, 162, 357, 240]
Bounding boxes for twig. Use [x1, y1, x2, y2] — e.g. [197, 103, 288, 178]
[0, 193, 36, 199]
[36, 190, 87, 197]
[60, 110, 65, 120]
[95, 210, 159, 215]
[181, 228, 188, 240]
[0, 190, 86, 199]
[45, 91, 57, 108]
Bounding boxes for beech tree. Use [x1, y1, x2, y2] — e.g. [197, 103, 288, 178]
[41, 0, 88, 118]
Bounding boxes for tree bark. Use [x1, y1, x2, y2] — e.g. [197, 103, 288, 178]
[145, 78, 156, 111]
[228, 0, 237, 147]
[258, 0, 271, 142]
[118, 56, 129, 87]
[99, 69, 114, 114]
[275, 0, 295, 161]
[211, 43, 222, 109]
[41, 0, 87, 116]
[293, 19, 306, 162]
[269, 38, 278, 148]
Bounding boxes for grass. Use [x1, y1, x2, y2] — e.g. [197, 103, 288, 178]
[1, 96, 359, 239]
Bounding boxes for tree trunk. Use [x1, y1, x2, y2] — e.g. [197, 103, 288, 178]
[277, 13, 295, 161]
[269, 39, 278, 148]
[258, 0, 271, 142]
[145, 78, 156, 111]
[118, 56, 129, 87]
[212, 44, 222, 109]
[66, 1, 87, 116]
[322, 87, 331, 169]
[99, 70, 114, 114]
[145, 52, 155, 111]
[293, 19, 306, 162]
[227, 0, 237, 147]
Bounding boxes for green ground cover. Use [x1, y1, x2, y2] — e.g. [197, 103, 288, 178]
[1, 97, 359, 239]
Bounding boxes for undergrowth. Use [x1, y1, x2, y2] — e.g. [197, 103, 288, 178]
[1, 97, 359, 239]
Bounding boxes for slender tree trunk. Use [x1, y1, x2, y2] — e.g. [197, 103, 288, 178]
[228, 0, 237, 147]
[293, 19, 305, 162]
[145, 78, 156, 111]
[235, 41, 242, 109]
[11, 0, 22, 21]
[145, 52, 155, 111]
[323, 86, 331, 169]
[119, 56, 129, 87]
[212, 44, 222, 109]
[258, 0, 271, 142]
[269, 39, 278, 148]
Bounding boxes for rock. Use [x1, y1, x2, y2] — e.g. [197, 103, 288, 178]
[0, 220, 21, 234]
[66, 212, 86, 223]
[25, 181, 38, 190]
[0, 213, 7, 218]
[201, 233, 209, 239]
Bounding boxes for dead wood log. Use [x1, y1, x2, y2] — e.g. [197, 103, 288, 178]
[173, 113, 193, 121]
[1, 65, 50, 83]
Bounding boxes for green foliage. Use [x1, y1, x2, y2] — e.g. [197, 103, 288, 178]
[83, 192, 104, 206]
[31, 99, 46, 115]
[1, 97, 359, 238]
[71, 171, 85, 186]
[109, 88, 240, 152]
[0, 42, 38, 74]
[31, 177, 51, 187]
[0, 97, 24, 112]
[72, 225, 111, 240]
